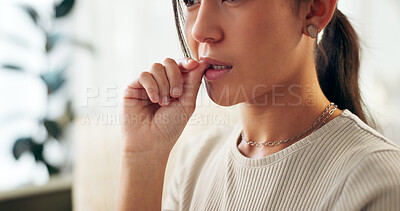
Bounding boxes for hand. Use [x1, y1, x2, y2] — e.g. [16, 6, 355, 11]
[121, 58, 209, 154]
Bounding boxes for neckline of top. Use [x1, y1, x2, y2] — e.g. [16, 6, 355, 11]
[228, 108, 351, 167]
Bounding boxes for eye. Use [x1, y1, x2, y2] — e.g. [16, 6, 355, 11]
[183, 0, 200, 7]
[223, 0, 240, 3]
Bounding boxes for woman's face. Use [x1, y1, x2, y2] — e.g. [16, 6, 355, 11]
[184, 0, 308, 106]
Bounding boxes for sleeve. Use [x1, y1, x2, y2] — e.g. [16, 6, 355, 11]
[334, 150, 400, 211]
[361, 184, 400, 211]
[162, 146, 185, 211]
[162, 130, 209, 211]
[162, 127, 220, 211]
[162, 167, 181, 211]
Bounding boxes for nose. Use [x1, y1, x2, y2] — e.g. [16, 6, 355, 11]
[190, 1, 223, 44]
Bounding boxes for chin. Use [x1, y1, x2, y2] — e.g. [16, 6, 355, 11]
[204, 78, 243, 106]
[205, 89, 239, 107]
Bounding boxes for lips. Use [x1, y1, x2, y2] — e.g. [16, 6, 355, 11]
[199, 57, 233, 81]
[204, 67, 232, 81]
[200, 57, 232, 66]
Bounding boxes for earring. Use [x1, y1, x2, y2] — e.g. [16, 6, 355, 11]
[307, 24, 319, 39]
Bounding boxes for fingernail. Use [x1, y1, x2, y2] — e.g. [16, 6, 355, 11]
[162, 96, 169, 105]
[172, 87, 181, 96]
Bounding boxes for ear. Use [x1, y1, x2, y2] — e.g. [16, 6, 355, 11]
[301, 0, 337, 36]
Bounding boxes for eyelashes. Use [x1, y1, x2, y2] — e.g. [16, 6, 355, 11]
[183, 0, 200, 7]
[183, 0, 239, 8]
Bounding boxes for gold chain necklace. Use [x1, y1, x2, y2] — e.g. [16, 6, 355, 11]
[241, 102, 338, 147]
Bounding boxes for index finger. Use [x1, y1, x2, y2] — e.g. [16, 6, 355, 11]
[176, 57, 199, 72]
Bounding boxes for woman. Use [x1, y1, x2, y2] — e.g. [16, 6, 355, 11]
[117, 0, 400, 210]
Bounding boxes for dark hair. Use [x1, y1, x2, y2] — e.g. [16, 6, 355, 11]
[315, 8, 378, 130]
[172, 0, 192, 58]
[172, 0, 380, 131]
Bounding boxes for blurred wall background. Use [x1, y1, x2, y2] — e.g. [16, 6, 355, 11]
[0, 0, 76, 193]
[1, 0, 399, 210]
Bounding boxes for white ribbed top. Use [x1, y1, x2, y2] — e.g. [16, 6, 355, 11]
[163, 109, 400, 211]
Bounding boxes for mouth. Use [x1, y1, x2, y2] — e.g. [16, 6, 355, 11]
[200, 57, 233, 81]
[203, 64, 233, 81]
[206, 64, 233, 70]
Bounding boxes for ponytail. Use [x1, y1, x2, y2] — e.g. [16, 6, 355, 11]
[316, 8, 379, 131]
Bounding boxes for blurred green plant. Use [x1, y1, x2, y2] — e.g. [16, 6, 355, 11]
[7, 0, 92, 176]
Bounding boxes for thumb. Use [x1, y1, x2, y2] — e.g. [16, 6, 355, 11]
[179, 60, 209, 108]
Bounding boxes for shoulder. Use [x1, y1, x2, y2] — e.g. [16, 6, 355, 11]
[327, 109, 400, 164]
[355, 150, 400, 179]
[327, 110, 400, 209]
[346, 150, 400, 186]
[339, 109, 399, 148]
[334, 150, 400, 210]
[313, 109, 400, 183]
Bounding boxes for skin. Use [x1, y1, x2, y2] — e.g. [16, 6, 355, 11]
[185, 0, 341, 158]
[117, 0, 340, 210]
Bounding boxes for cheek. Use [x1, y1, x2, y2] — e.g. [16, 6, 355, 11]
[184, 17, 200, 59]
[244, 17, 283, 50]
[234, 13, 299, 70]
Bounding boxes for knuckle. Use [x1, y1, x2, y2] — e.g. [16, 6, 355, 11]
[139, 71, 150, 78]
[123, 87, 131, 97]
[163, 58, 177, 67]
[158, 78, 170, 88]
[123, 86, 133, 93]
[165, 67, 183, 87]
[138, 73, 157, 91]
[158, 78, 169, 87]
[147, 87, 157, 95]
[163, 58, 174, 63]
[151, 63, 165, 71]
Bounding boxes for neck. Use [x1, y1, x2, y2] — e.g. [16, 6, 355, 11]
[237, 75, 342, 158]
